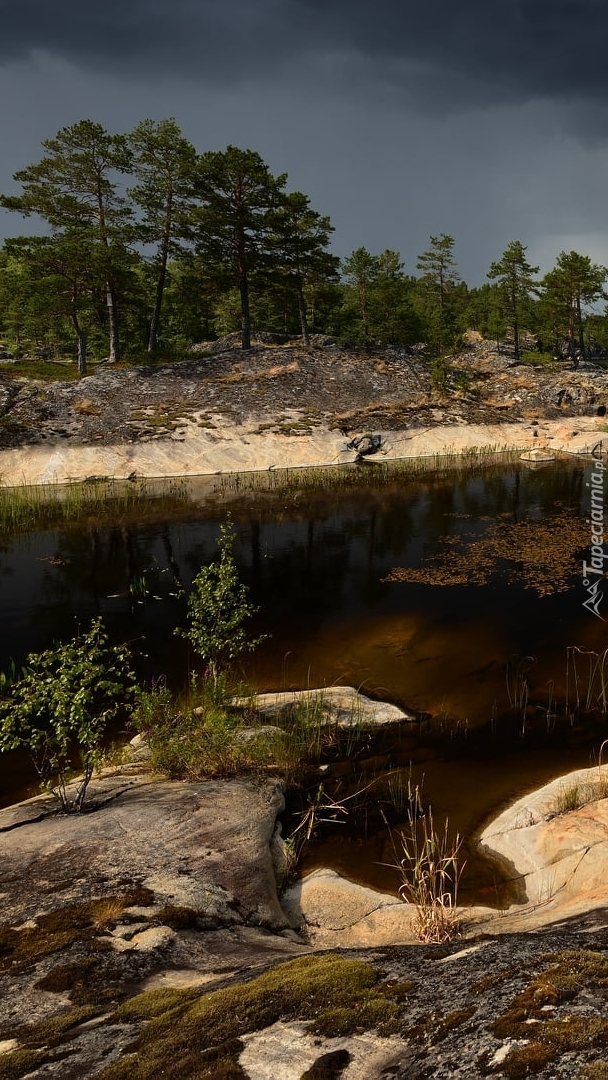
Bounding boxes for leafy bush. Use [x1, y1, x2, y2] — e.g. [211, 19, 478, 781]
[175, 518, 267, 685]
[0, 618, 136, 811]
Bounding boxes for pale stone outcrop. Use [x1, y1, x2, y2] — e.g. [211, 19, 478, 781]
[246, 685, 415, 728]
[0, 413, 606, 487]
[479, 765, 608, 928]
[0, 774, 289, 931]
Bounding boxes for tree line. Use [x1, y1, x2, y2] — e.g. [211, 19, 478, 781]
[0, 118, 607, 375]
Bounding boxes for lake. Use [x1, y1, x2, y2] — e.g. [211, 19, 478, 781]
[1, 458, 606, 903]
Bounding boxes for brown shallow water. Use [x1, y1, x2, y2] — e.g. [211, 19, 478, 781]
[1, 459, 607, 903]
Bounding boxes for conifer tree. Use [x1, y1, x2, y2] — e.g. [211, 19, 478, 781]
[194, 146, 287, 349]
[0, 120, 133, 362]
[487, 240, 539, 360]
[269, 191, 339, 345]
[127, 118, 197, 353]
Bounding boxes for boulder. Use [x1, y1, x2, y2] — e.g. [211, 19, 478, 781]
[520, 448, 555, 463]
[282, 867, 418, 947]
[0, 774, 289, 931]
[243, 686, 415, 728]
[480, 766, 608, 927]
[347, 432, 383, 457]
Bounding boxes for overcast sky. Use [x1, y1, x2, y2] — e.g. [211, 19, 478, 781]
[2, 0, 608, 285]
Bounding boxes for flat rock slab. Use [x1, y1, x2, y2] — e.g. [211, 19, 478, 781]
[1, 414, 605, 487]
[240, 1021, 409, 1080]
[480, 766, 608, 928]
[247, 685, 415, 727]
[0, 774, 288, 930]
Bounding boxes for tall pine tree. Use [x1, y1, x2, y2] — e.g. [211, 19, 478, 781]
[0, 120, 133, 362]
[268, 191, 339, 345]
[194, 147, 286, 350]
[127, 118, 197, 353]
[487, 240, 539, 360]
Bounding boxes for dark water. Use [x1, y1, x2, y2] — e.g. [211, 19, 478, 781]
[1, 460, 606, 899]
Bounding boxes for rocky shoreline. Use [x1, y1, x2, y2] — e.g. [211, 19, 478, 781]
[3, 339, 608, 1076]
[1, 414, 606, 488]
[2, 334, 608, 486]
[2, 695, 608, 1078]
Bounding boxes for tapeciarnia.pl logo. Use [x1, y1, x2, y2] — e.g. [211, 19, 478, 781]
[582, 457, 606, 619]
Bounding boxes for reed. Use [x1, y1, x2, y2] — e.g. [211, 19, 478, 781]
[210, 450, 525, 501]
[566, 646, 608, 718]
[0, 477, 191, 533]
[388, 805, 465, 943]
[382, 769, 423, 818]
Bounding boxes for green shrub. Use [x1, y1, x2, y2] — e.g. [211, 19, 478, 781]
[175, 518, 267, 687]
[520, 350, 559, 368]
[430, 355, 450, 393]
[0, 618, 136, 811]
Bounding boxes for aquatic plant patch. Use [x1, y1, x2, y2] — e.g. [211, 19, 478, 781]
[384, 505, 587, 596]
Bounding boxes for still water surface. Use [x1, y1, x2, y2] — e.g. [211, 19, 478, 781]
[1, 461, 606, 901]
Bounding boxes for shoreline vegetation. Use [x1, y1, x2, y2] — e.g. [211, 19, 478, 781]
[0, 436, 586, 523]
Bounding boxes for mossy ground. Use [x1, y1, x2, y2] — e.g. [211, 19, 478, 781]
[0, 886, 155, 979]
[0, 1006, 105, 1080]
[482, 950, 608, 1076]
[92, 953, 412, 1080]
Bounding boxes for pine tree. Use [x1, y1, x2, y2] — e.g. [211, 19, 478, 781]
[541, 251, 607, 362]
[127, 118, 197, 353]
[0, 120, 133, 362]
[194, 147, 287, 350]
[4, 233, 106, 374]
[415, 234, 460, 356]
[340, 247, 379, 343]
[486, 241, 539, 361]
[268, 191, 339, 345]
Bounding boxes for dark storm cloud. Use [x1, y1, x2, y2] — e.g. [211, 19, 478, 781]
[3, 0, 608, 112]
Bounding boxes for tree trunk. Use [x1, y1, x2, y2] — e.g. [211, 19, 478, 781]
[148, 219, 171, 353]
[72, 313, 87, 376]
[97, 187, 120, 362]
[511, 283, 520, 361]
[148, 263, 166, 353]
[568, 297, 576, 356]
[576, 294, 585, 355]
[296, 277, 310, 345]
[106, 283, 120, 362]
[76, 328, 87, 375]
[239, 268, 251, 350]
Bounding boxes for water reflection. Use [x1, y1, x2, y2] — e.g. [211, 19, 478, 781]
[0, 460, 605, 895]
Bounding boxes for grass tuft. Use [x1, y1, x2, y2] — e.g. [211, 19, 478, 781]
[553, 775, 608, 815]
[389, 804, 464, 944]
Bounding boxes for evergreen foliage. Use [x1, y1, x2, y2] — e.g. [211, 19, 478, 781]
[2, 118, 608, 378]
